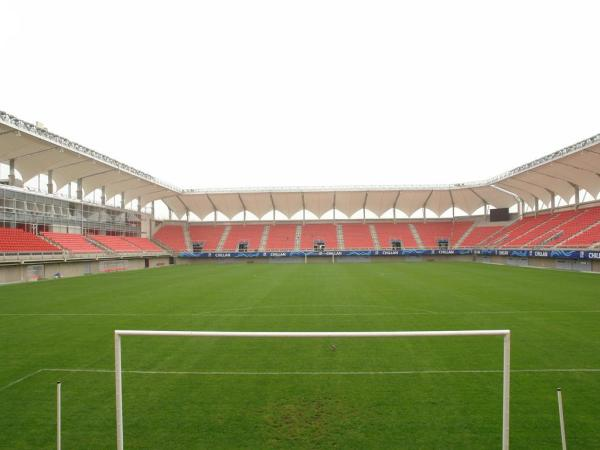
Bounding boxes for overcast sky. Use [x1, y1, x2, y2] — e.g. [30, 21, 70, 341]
[1, 0, 599, 190]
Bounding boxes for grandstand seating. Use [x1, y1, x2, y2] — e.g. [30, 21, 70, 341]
[222, 224, 265, 251]
[300, 224, 338, 250]
[373, 223, 418, 248]
[189, 225, 226, 252]
[153, 225, 188, 252]
[42, 232, 103, 253]
[265, 224, 297, 250]
[459, 226, 503, 247]
[89, 235, 140, 253]
[487, 214, 549, 247]
[341, 224, 373, 249]
[123, 236, 164, 252]
[0, 227, 60, 253]
[550, 207, 600, 247]
[515, 210, 581, 247]
[413, 221, 473, 248]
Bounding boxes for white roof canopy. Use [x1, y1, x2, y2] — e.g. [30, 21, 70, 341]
[1, 110, 599, 220]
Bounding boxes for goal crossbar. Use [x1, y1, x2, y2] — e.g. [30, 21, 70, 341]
[114, 329, 511, 449]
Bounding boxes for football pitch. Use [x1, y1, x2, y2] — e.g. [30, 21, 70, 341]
[1, 261, 599, 449]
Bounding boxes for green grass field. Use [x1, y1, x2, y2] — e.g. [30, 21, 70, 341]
[1, 261, 599, 449]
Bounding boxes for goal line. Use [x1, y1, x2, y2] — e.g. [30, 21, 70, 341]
[114, 329, 511, 450]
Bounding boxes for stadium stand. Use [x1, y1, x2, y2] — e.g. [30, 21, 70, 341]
[153, 224, 188, 252]
[300, 224, 338, 250]
[373, 223, 418, 248]
[189, 225, 226, 252]
[341, 223, 374, 249]
[265, 224, 297, 250]
[89, 235, 140, 253]
[412, 221, 473, 248]
[548, 206, 600, 247]
[122, 236, 164, 252]
[486, 215, 549, 247]
[42, 232, 103, 253]
[459, 225, 504, 247]
[513, 210, 581, 247]
[0, 227, 60, 253]
[222, 224, 265, 251]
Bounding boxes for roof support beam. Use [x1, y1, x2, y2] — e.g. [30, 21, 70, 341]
[76, 178, 83, 200]
[47, 170, 53, 194]
[301, 193, 306, 224]
[546, 189, 555, 212]
[332, 192, 336, 222]
[2, 145, 59, 161]
[238, 194, 247, 222]
[392, 191, 401, 222]
[362, 192, 368, 222]
[422, 190, 433, 221]
[8, 159, 15, 185]
[448, 190, 455, 221]
[101, 186, 106, 205]
[568, 183, 580, 208]
[269, 193, 276, 222]
[206, 194, 218, 223]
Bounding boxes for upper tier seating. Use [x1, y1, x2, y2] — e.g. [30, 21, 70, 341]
[89, 235, 140, 253]
[265, 224, 297, 250]
[42, 232, 102, 253]
[189, 225, 226, 251]
[413, 221, 473, 248]
[341, 224, 373, 249]
[153, 225, 188, 252]
[123, 237, 164, 252]
[373, 223, 418, 248]
[300, 224, 338, 250]
[222, 224, 265, 251]
[0, 227, 60, 253]
[459, 226, 504, 247]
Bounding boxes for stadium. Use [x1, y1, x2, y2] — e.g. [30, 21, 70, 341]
[1, 110, 600, 449]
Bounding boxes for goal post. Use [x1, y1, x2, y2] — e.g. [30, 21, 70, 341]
[114, 329, 511, 450]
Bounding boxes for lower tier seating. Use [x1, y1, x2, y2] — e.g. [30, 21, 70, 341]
[222, 224, 265, 251]
[0, 227, 60, 253]
[373, 223, 418, 248]
[89, 235, 140, 253]
[265, 224, 297, 250]
[42, 232, 103, 253]
[341, 224, 373, 249]
[459, 226, 503, 247]
[153, 225, 188, 252]
[300, 224, 338, 250]
[189, 225, 226, 252]
[123, 237, 164, 252]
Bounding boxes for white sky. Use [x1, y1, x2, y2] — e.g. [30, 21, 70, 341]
[1, 0, 599, 191]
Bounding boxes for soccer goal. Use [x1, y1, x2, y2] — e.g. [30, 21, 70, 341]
[114, 329, 511, 450]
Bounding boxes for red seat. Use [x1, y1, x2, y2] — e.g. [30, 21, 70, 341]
[341, 224, 373, 249]
[189, 225, 226, 251]
[265, 224, 297, 250]
[42, 232, 102, 253]
[300, 224, 338, 250]
[222, 225, 264, 251]
[373, 223, 418, 248]
[153, 225, 187, 252]
[89, 235, 140, 253]
[0, 228, 60, 253]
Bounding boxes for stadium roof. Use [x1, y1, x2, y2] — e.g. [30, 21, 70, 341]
[1, 110, 600, 219]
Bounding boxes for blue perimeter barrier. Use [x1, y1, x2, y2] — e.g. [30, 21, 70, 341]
[180, 249, 600, 260]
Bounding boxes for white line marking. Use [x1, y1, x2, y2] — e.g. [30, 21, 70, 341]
[2, 367, 598, 393]
[1, 310, 599, 317]
[42, 368, 600, 376]
[0, 369, 43, 392]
